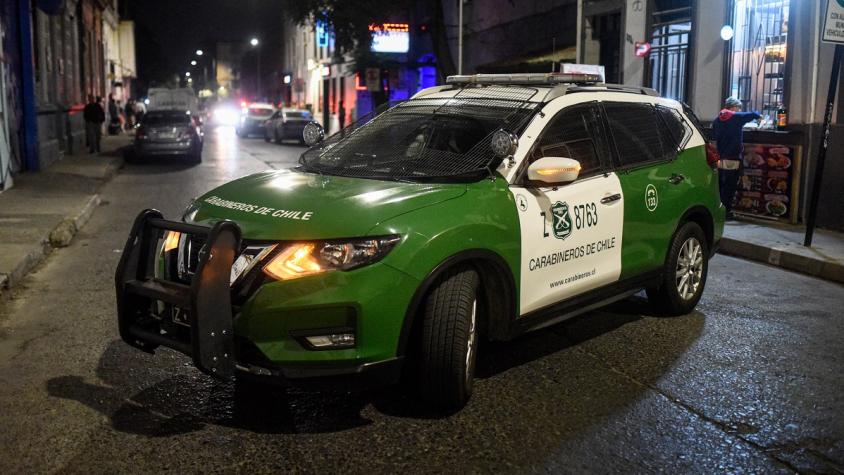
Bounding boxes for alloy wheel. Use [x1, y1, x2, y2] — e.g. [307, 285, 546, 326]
[675, 237, 703, 301]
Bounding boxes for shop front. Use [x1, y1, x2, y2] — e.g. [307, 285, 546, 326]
[577, 0, 841, 230]
[724, 0, 803, 224]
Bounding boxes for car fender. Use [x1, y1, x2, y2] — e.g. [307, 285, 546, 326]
[367, 179, 523, 351]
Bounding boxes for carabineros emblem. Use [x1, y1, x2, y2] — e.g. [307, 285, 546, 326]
[551, 201, 573, 240]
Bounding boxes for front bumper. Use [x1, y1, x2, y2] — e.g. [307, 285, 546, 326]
[115, 210, 417, 388]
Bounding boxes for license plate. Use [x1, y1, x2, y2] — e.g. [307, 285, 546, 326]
[171, 307, 190, 326]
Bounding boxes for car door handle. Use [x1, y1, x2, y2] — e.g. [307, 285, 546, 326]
[668, 173, 685, 185]
[600, 193, 621, 204]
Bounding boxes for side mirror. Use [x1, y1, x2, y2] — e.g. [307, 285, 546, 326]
[527, 157, 581, 185]
[303, 121, 325, 146]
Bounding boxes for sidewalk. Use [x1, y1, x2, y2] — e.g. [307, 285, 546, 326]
[719, 218, 844, 284]
[0, 134, 131, 293]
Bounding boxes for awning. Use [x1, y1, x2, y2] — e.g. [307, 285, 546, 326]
[476, 46, 577, 74]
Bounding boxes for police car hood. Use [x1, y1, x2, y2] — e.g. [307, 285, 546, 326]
[188, 169, 467, 240]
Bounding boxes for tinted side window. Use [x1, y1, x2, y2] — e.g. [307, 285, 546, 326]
[656, 105, 690, 151]
[604, 103, 671, 167]
[529, 103, 606, 178]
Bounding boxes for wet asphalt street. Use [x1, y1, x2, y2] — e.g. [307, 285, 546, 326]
[0, 127, 842, 474]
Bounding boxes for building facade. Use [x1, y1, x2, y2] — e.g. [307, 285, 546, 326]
[281, 4, 441, 136]
[444, 0, 579, 74]
[0, 0, 135, 185]
[576, 0, 843, 230]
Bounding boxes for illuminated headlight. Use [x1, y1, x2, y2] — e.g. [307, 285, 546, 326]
[230, 245, 277, 285]
[263, 235, 400, 281]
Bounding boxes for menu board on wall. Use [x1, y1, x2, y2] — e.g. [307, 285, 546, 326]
[734, 143, 796, 220]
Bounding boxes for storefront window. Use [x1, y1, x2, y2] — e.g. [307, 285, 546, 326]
[727, 0, 789, 129]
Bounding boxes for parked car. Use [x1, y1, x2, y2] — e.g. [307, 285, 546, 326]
[116, 73, 724, 410]
[133, 110, 202, 163]
[263, 108, 313, 143]
[236, 103, 275, 137]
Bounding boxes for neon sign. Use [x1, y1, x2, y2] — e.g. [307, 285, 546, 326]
[369, 23, 410, 53]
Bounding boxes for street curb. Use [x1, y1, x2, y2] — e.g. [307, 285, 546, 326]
[0, 194, 102, 294]
[0, 151, 123, 295]
[718, 237, 844, 284]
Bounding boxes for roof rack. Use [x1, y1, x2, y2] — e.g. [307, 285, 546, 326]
[566, 84, 660, 97]
[446, 73, 603, 85]
[540, 83, 661, 102]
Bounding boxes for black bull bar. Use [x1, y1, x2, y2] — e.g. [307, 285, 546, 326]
[114, 209, 241, 379]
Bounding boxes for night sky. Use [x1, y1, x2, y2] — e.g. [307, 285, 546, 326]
[127, 0, 283, 89]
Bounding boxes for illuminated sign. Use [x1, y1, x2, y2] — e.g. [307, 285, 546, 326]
[370, 23, 409, 53]
[316, 20, 330, 48]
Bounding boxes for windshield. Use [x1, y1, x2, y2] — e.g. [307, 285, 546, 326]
[249, 108, 274, 117]
[299, 89, 540, 182]
[143, 112, 191, 126]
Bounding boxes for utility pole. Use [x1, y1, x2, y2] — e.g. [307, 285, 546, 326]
[458, 0, 463, 75]
[250, 38, 261, 100]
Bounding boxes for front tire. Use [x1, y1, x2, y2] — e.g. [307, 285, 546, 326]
[647, 221, 709, 316]
[416, 266, 480, 409]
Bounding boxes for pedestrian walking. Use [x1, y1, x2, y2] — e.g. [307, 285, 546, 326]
[711, 97, 760, 219]
[83, 94, 105, 154]
[338, 101, 346, 130]
[107, 94, 122, 135]
[124, 99, 136, 130]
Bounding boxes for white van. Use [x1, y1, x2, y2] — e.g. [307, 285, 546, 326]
[147, 88, 199, 116]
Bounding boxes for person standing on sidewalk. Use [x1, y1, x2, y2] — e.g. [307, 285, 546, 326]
[107, 94, 122, 135]
[712, 97, 761, 219]
[83, 95, 105, 154]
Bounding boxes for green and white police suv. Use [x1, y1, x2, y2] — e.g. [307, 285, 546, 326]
[116, 73, 724, 409]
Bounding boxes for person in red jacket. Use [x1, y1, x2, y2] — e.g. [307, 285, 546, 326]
[712, 97, 761, 219]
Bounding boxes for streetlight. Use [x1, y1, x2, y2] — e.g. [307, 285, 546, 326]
[190, 60, 197, 66]
[196, 49, 204, 56]
[250, 37, 261, 99]
[185, 72, 191, 77]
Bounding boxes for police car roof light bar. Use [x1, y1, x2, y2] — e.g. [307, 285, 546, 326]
[446, 73, 603, 86]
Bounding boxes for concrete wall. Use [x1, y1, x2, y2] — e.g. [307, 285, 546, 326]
[688, 0, 727, 120]
[443, 0, 578, 74]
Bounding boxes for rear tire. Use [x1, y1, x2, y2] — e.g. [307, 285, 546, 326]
[647, 221, 709, 316]
[416, 266, 480, 409]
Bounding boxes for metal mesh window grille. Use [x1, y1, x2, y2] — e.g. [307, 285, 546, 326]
[530, 104, 606, 178]
[604, 102, 673, 166]
[299, 86, 542, 182]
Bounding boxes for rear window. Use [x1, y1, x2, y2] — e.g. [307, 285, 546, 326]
[249, 108, 274, 117]
[604, 102, 674, 167]
[284, 111, 311, 119]
[656, 105, 691, 150]
[142, 112, 191, 126]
